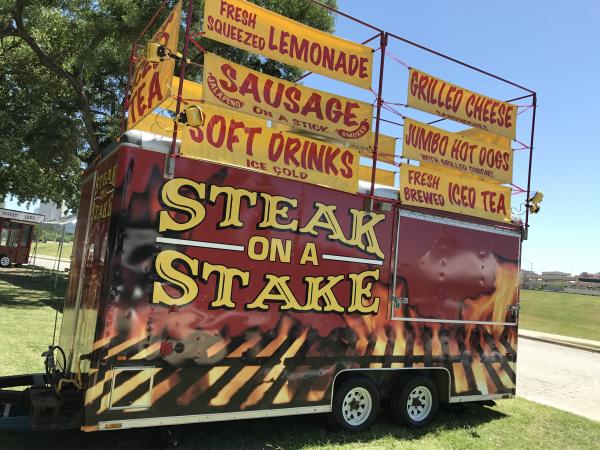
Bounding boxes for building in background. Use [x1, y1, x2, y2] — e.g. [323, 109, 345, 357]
[521, 269, 600, 296]
[540, 271, 574, 283]
[35, 201, 67, 222]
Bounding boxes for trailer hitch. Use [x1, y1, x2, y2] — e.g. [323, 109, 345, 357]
[42, 346, 66, 388]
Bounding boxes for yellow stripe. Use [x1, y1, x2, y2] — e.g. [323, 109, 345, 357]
[177, 366, 229, 406]
[239, 329, 308, 409]
[130, 341, 161, 360]
[85, 370, 112, 406]
[210, 366, 260, 407]
[151, 370, 181, 404]
[106, 334, 147, 358]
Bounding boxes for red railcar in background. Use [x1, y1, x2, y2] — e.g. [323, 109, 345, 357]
[0, 209, 44, 267]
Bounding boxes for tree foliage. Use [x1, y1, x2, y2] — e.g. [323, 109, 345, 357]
[0, 0, 336, 211]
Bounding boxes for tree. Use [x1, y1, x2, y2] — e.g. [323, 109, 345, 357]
[0, 0, 337, 211]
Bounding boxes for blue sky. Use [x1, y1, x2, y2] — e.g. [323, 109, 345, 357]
[304, 0, 600, 275]
[7, 0, 600, 274]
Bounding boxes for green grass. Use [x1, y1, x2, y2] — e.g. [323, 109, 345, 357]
[31, 241, 73, 259]
[519, 290, 600, 341]
[0, 398, 599, 450]
[1, 270, 599, 449]
[0, 267, 65, 378]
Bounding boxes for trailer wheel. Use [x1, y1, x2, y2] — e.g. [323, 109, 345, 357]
[391, 376, 438, 428]
[327, 376, 380, 432]
[0, 256, 11, 268]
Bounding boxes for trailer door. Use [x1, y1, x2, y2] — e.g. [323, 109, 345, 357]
[59, 155, 117, 375]
[390, 209, 521, 326]
[59, 172, 96, 372]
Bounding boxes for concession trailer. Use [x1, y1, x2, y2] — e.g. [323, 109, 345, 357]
[0, 208, 44, 268]
[0, 132, 524, 432]
[0, 0, 538, 436]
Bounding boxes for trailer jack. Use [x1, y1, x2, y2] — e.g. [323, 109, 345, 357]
[0, 347, 85, 431]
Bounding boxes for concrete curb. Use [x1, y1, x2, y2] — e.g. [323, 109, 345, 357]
[30, 255, 70, 263]
[519, 329, 600, 354]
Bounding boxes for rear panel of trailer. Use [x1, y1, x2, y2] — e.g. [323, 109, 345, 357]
[391, 209, 520, 401]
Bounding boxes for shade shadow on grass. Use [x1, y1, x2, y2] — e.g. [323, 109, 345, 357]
[0, 404, 506, 450]
[0, 267, 66, 312]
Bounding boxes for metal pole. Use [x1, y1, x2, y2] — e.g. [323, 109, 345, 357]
[524, 93, 537, 230]
[369, 32, 388, 198]
[54, 225, 65, 289]
[387, 32, 534, 94]
[30, 234, 37, 278]
[166, 0, 195, 177]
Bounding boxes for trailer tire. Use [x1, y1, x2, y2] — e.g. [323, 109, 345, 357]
[0, 255, 11, 268]
[391, 375, 438, 428]
[326, 376, 380, 432]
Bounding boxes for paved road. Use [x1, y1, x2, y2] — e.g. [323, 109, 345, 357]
[517, 337, 600, 421]
[26, 255, 70, 272]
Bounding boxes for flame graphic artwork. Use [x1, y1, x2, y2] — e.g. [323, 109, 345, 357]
[67, 147, 519, 429]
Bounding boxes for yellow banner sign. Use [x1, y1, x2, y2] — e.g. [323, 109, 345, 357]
[133, 113, 174, 136]
[357, 133, 398, 164]
[457, 127, 511, 149]
[159, 76, 203, 112]
[203, 53, 373, 147]
[399, 164, 511, 222]
[402, 118, 513, 184]
[134, 100, 267, 138]
[127, 1, 182, 129]
[181, 104, 359, 193]
[269, 124, 395, 164]
[407, 68, 517, 139]
[359, 165, 396, 187]
[203, 0, 373, 89]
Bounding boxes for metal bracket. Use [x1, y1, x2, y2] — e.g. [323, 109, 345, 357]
[164, 155, 176, 179]
[392, 296, 409, 308]
[508, 304, 520, 318]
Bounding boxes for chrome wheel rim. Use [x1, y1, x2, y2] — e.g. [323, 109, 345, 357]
[0, 256, 9, 267]
[342, 387, 372, 426]
[407, 385, 432, 421]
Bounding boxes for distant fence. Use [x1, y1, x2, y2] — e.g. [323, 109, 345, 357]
[563, 288, 600, 296]
[521, 286, 600, 296]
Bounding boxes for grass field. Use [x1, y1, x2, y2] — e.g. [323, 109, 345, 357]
[0, 267, 65, 378]
[519, 290, 600, 340]
[0, 269, 599, 449]
[1, 397, 599, 449]
[31, 241, 73, 259]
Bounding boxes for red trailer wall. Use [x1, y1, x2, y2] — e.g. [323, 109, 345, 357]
[79, 145, 519, 428]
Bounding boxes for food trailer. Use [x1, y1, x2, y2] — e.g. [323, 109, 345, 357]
[0, 0, 539, 435]
[0, 208, 44, 268]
